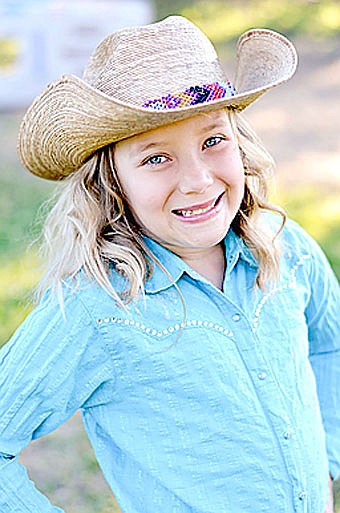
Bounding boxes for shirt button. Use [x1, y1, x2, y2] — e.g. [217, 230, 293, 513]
[298, 491, 306, 500]
[257, 371, 268, 380]
[283, 429, 292, 440]
[232, 313, 241, 322]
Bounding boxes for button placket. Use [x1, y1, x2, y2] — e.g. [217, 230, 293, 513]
[214, 289, 310, 507]
[217, 298, 308, 511]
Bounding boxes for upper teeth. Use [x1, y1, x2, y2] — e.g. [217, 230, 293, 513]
[178, 204, 213, 217]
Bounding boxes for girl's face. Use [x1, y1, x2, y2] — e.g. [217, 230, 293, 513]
[114, 109, 245, 259]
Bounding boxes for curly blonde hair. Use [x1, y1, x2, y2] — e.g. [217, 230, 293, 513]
[35, 110, 285, 303]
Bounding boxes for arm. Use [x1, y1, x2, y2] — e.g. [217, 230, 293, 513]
[304, 233, 340, 481]
[0, 289, 114, 512]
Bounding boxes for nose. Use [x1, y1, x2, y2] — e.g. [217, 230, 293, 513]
[177, 154, 214, 194]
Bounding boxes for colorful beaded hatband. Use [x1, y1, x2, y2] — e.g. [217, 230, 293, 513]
[143, 82, 237, 110]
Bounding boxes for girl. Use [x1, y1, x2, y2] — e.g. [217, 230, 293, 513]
[0, 15, 339, 513]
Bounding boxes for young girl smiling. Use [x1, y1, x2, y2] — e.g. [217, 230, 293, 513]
[0, 15, 338, 513]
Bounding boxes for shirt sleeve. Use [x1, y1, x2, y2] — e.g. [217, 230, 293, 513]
[302, 230, 340, 480]
[0, 287, 115, 512]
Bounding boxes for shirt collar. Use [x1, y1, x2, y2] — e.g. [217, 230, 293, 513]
[224, 229, 258, 274]
[143, 230, 257, 294]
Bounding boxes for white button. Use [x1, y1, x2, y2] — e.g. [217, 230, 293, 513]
[298, 491, 306, 500]
[258, 372, 268, 380]
[283, 429, 292, 440]
[232, 313, 241, 322]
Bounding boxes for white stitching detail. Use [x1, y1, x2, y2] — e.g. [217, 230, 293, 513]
[96, 317, 234, 338]
[252, 254, 310, 333]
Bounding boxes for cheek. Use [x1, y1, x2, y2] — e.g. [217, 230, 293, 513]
[122, 180, 168, 221]
[220, 153, 245, 188]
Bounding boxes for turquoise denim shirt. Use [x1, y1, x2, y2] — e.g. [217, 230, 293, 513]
[0, 218, 339, 513]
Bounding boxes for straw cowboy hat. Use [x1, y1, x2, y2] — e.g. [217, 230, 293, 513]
[18, 15, 297, 181]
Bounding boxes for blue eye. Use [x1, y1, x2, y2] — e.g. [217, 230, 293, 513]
[203, 136, 224, 149]
[143, 154, 168, 166]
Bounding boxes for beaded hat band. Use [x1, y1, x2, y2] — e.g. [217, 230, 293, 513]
[143, 82, 237, 111]
[18, 16, 297, 180]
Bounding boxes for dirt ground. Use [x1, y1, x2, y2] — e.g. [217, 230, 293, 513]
[2, 33, 339, 512]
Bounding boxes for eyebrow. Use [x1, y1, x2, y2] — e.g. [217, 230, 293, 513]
[198, 121, 228, 134]
[132, 141, 167, 155]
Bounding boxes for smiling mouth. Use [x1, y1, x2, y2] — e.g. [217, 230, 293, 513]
[172, 192, 225, 218]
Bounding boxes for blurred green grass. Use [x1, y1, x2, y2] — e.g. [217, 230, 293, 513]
[0, 147, 54, 345]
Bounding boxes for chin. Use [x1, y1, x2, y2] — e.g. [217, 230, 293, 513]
[182, 232, 227, 249]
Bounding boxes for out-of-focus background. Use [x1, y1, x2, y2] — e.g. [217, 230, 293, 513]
[0, 0, 339, 511]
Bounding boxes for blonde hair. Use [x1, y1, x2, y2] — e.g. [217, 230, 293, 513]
[229, 112, 286, 287]
[35, 110, 285, 303]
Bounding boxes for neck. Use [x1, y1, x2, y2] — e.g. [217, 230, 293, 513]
[173, 243, 226, 290]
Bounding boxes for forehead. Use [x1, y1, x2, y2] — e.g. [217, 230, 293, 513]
[116, 109, 231, 155]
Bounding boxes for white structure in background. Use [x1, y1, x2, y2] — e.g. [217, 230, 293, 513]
[0, 0, 153, 109]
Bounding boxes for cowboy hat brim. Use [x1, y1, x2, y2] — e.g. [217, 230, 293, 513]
[18, 28, 297, 180]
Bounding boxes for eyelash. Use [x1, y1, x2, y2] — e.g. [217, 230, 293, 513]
[141, 135, 226, 167]
[203, 135, 225, 149]
[143, 155, 168, 166]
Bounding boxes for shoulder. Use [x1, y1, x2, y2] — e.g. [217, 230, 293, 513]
[1, 272, 121, 388]
[257, 212, 337, 285]
[11, 265, 143, 354]
[280, 217, 318, 253]
[259, 212, 326, 261]
[41, 265, 127, 309]
[4, 270, 124, 353]
[279, 217, 334, 276]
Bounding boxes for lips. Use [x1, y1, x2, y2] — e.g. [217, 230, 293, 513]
[172, 192, 225, 218]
